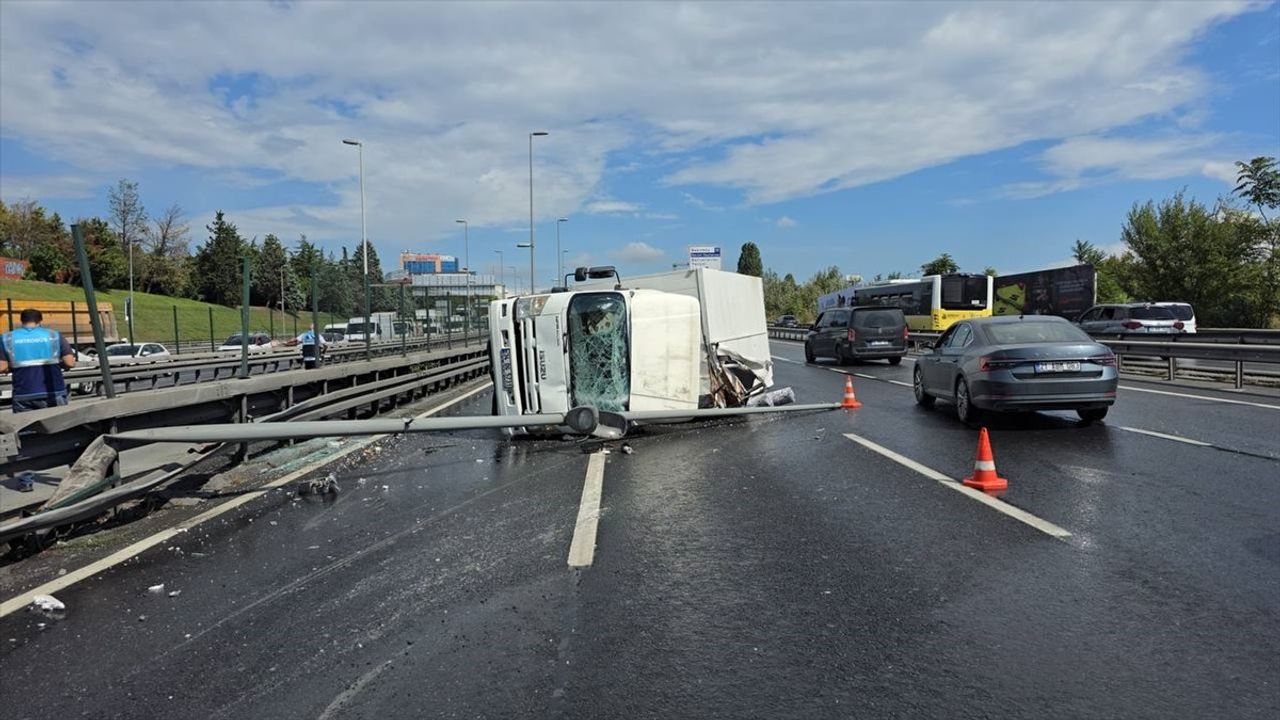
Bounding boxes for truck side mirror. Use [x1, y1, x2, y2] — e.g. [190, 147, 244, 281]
[574, 267, 589, 283]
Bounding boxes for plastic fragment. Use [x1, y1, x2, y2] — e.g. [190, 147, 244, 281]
[31, 595, 65, 613]
[147, 584, 166, 595]
[168, 590, 182, 598]
[621, 444, 634, 455]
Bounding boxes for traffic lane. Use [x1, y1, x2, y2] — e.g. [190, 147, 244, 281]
[575, 401, 1276, 718]
[773, 340, 1280, 459]
[572, 404, 1079, 718]
[1, 389, 590, 719]
[768, 355, 1280, 689]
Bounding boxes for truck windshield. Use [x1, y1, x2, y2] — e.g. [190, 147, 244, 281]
[347, 323, 371, 334]
[567, 293, 630, 412]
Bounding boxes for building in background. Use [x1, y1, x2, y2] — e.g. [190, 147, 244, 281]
[399, 252, 459, 274]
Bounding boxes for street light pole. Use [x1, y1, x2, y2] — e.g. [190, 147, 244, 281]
[508, 265, 520, 295]
[456, 219, 469, 345]
[528, 131, 548, 294]
[494, 249, 504, 297]
[343, 138, 371, 362]
[556, 217, 568, 286]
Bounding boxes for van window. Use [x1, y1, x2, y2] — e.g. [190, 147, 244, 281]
[1160, 304, 1194, 321]
[567, 293, 630, 412]
[851, 309, 904, 328]
[1131, 307, 1175, 320]
[826, 310, 850, 327]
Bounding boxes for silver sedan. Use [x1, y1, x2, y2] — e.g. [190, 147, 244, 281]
[914, 316, 1118, 425]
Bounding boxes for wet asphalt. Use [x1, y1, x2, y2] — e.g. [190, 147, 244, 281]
[2, 341, 1278, 719]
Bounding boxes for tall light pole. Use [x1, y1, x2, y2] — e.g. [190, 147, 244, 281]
[556, 217, 568, 286]
[508, 265, 520, 295]
[494, 249, 504, 297]
[528, 130, 548, 293]
[456, 219, 469, 344]
[562, 249, 569, 284]
[342, 138, 371, 362]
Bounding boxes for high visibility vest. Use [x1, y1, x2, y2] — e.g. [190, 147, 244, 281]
[1, 327, 62, 368]
[300, 331, 318, 359]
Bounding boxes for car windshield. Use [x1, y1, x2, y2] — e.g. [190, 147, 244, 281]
[984, 321, 1090, 344]
[106, 345, 139, 356]
[1131, 307, 1176, 320]
[852, 309, 903, 328]
[1160, 304, 1194, 320]
[222, 335, 242, 345]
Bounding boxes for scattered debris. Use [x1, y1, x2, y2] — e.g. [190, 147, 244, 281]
[298, 474, 340, 496]
[30, 595, 64, 613]
[746, 386, 796, 408]
[381, 485, 390, 491]
[327, 441, 342, 449]
[168, 590, 182, 598]
[475, 458, 484, 463]
[621, 444, 634, 455]
[138, 615, 147, 622]
[57, 568, 67, 576]
[147, 584, 166, 595]
[357, 477, 368, 486]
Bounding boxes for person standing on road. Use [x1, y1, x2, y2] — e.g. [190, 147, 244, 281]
[296, 325, 328, 369]
[0, 308, 76, 491]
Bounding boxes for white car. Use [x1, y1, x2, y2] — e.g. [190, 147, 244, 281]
[104, 342, 172, 361]
[218, 332, 277, 353]
[1153, 302, 1197, 333]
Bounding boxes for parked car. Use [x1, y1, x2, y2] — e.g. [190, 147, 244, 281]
[776, 314, 800, 328]
[1075, 303, 1186, 335]
[913, 316, 1118, 425]
[804, 306, 909, 365]
[218, 332, 275, 352]
[1153, 302, 1197, 333]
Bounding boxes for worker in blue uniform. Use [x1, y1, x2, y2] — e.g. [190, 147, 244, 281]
[0, 308, 76, 491]
[295, 325, 328, 369]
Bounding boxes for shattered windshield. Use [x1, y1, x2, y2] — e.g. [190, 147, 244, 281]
[567, 292, 629, 412]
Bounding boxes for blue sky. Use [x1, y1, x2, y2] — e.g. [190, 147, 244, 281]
[1, 1, 1277, 290]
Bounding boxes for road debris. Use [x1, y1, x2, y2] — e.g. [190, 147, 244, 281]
[147, 584, 166, 595]
[30, 595, 65, 613]
[621, 444, 634, 455]
[168, 590, 182, 598]
[746, 386, 796, 407]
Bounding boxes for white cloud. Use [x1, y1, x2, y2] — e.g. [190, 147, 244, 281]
[681, 192, 724, 212]
[775, 215, 797, 229]
[1001, 133, 1245, 198]
[0, 174, 98, 200]
[584, 199, 642, 214]
[615, 241, 664, 262]
[0, 0, 1259, 258]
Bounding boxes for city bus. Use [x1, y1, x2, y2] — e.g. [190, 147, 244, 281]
[819, 274, 993, 331]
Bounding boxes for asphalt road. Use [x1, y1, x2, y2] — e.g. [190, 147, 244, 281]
[2, 341, 1278, 719]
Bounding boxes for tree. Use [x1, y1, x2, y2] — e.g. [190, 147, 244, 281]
[142, 203, 191, 296]
[27, 241, 72, 283]
[193, 211, 248, 306]
[1234, 156, 1280, 222]
[70, 217, 127, 289]
[1072, 239, 1105, 265]
[920, 253, 958, 276]
[0, 199, 69, 267]
[736, 242, 763, 277]
[290, 234, 323, 301]
[108, 179, 148, 293]
[984, 266, 998, 277]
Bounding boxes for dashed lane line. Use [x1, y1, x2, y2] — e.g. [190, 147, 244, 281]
[567, 451, 607, 568]
[0, 382, 495, 619]
[1117, 426, 1212, 447]
[842, 432, 1072, 540]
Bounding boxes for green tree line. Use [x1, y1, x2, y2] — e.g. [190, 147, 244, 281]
[1, 179, 402, 316]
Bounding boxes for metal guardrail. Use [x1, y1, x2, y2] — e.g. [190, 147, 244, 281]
[766, 326, 1280, 389]
[1, 333, 486, 400]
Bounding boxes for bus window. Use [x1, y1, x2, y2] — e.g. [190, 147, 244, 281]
[941, 276, 989, 310]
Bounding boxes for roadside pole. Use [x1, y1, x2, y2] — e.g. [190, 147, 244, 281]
[399, 282, 407, 357]
[72, 224, 116, 398]
[208, 307, 215, 352]
[310, 267, 321, 368]
[70, 301, 79, 348]
[172, 306, 180, 355]
[239, 256, 250, 379]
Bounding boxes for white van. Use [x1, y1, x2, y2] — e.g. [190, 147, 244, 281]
[1153, 302, 1197, 333]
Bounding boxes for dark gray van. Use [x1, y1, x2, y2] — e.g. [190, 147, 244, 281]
[804, 306, 908, 365]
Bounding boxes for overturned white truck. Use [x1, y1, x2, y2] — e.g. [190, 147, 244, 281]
[488, 267, 774, 431]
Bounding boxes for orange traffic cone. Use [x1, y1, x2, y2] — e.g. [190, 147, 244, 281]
[841, 376, 862, 409]
[962, 428, 1008, 492]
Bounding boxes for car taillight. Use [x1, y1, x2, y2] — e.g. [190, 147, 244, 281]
[1090, 354, 1117, 367]
[1173, 321, 1184, 330]
[902, 326, 910, 340]
[1122, 320, 1142, 330]
[847, 328, 856, 342]
[979, 356, 1019, 372]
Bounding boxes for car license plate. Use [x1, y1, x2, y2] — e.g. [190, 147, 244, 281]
[1034, 361, 1081, 373]
[500, 348, 513, 390]
[869, 340, 890, 346]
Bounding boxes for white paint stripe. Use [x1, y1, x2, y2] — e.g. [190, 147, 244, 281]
[771, 355, 805, 365]
[1119, 384, 1280, 411]
[853, 373, 877, 380]
[0, 382, 495, 618]
[1117, 426, 1213, 447]
[887, 380, 912, 387]
[567, 451, 607, 568]
[842, 432, 1072, 539]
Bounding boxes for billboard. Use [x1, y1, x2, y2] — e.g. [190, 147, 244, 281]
[2, 256, 28, 280]
[688, 246, 722, 270]
[993, 264, 1096, 319]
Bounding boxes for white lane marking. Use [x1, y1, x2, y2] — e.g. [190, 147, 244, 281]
[772, 355, 805, 365]
[1118, 384, 1280, 411]
[0, 383, 495, 618]
[1117, 426, 1213, 447]
[316, 659, 396, 720]
[567, 451, 607, 568]
[887, 380, 912, 387]
[842, 432, 1072, 540]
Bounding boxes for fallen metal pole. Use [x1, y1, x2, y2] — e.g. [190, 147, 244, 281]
[621, 402, 840, 422]
[108, 413, 572, 445]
